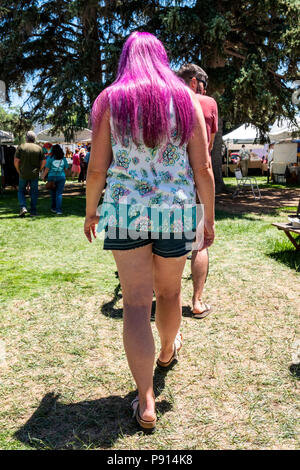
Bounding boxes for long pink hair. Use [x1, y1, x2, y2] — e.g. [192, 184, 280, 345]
[91, 32, 195, 148]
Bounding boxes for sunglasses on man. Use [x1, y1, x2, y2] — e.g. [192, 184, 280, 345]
[189, 76, 207, 91]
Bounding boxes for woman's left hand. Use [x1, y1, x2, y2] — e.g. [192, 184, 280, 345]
[84, 215, 99, 243]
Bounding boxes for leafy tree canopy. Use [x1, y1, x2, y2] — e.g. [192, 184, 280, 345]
[0, 0, 299, 185]
[0, 105, 33, 144]
[0, 0, 299, 137]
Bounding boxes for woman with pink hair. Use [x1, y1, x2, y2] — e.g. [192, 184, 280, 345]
[84, 32, 215, 432]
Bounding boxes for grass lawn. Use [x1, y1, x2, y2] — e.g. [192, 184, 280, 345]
[0, 182, 299, 450]
[223, 175, 287, 190]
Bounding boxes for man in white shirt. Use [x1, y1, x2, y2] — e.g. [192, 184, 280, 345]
[267, 143, 275, 183]
[239, 145, 250, 176]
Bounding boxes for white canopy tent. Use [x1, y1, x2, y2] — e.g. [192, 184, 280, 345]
[0, 129, 14, 142]
[37, 127, 92, 143]
[222, 124, 265, 176]
[223, 124, 261, 143]
[268, 117, 300, 142]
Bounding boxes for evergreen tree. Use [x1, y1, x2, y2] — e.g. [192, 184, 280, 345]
[110, 0, 300, 191]
[0, 1, 299, 191]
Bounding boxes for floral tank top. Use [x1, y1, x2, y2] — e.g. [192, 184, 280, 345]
[97, 103, 197, 234]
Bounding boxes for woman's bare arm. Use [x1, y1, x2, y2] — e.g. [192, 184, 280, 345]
[187, 94, 215, 247]
[84, 101, 112, 242]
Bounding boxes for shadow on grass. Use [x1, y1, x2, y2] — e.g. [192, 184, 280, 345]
[289, 363, 300, 380]
[267, 247, 300, 272]
[182, 305, 193, 318]
[215, 209, 259, 221]
[14, 389, 172, 449]
[101, 282, 123, 318]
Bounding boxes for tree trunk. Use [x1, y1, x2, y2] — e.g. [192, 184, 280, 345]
[81, 1, 102, 101]
[211, 116, 227, 193]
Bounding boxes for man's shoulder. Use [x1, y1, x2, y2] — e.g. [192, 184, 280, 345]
[22, 142, 42, 152]
[17, 143, 26, 151]
[196, 94, 218, 113]
[197, 94, 217, 106]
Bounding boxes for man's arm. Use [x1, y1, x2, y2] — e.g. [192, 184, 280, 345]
[209, 98, 218, 153]
[43, 167, 49, 180]
[14, 148, 20, 174]
[14, 157, 20, 175]
[39, 149, 46, 171]
[209, 134, 215, 153]
[40, 158, 46, 171]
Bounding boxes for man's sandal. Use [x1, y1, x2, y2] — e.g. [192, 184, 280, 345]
[156, 332, 183, 369]
[131, 397, 156, 433]
[192, 303, 212, 319]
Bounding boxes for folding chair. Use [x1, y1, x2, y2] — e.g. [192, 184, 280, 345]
[232, 169, 261, 199]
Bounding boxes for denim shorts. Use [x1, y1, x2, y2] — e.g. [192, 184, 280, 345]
[103, 227, 196, 258]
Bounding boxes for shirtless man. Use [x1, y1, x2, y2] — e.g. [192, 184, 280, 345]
[177, 64, 218, 318]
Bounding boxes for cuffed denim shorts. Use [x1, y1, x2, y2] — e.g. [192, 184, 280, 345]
[103, 227, 196, 258]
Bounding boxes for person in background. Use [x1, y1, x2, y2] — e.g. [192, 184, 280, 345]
[65, 147, 73, 160]
[14, 131, 46, 217]
[78, 148, 87, 183]
[267, 143, 275, 183]
[64, 147, 73, 177]
[71, 148, 81, 179]
[84, 32, 215, 432]
[239, 144, 250, 176]
[177, 63, 218, 319]
[42, 142, 53, 160]
[43, 144, 68, 215]
[84, 144, 91, 168]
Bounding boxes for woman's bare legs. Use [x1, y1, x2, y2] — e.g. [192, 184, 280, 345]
[153, 254, 187, 363]
[112, 244, 155, 421]
[191, 248, 209, 313]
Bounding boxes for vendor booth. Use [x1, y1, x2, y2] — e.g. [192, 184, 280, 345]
[268, 118, 300, 183]
[37, 128, 92, 177]
[271, 141, 300, 183]
[0, 129, 14, 143]
[268, 117, 300, 142]
[222, 124, 267, 175]
[37, 127, 92, 144]
[0, 130, 17, 190]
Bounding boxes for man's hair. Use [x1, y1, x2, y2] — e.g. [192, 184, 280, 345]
[177, 63, 208, 86]
[242, 144, 245, 148]
[26, 131, 36, 143]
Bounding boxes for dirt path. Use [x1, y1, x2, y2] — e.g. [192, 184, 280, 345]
[38, 183, 300, 215]
[216, 187, 300, 215]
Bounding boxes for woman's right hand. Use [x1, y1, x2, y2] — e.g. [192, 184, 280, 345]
[203, 220, 215, 249]
[84, 214, 100, 243]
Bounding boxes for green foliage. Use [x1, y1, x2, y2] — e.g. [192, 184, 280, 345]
[0, 0, 299, 137]
[0, 106, 33, 144]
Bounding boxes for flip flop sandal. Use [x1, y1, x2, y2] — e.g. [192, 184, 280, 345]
[192, 303, 212, 319]
[156, 332, 183, 369]
[131, 397, 156, 433]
